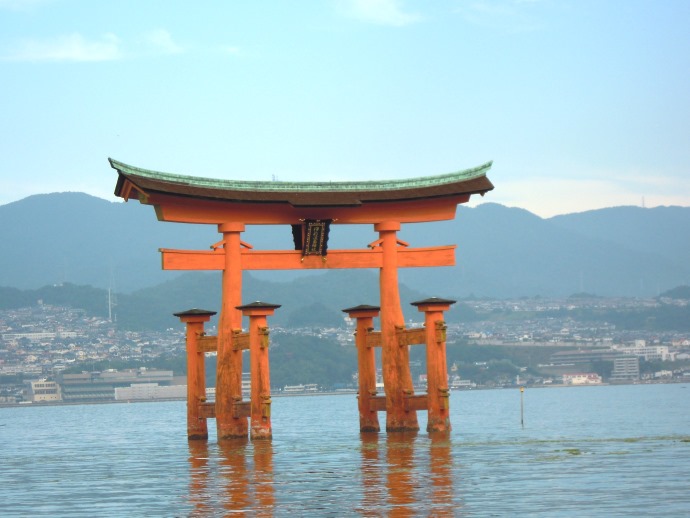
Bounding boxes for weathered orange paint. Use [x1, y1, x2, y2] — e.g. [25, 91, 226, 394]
[216, 223, 248, 440]
[344, 307, 381, 433]
[375, 222, 419, 432]
[147, 192, 469, 225]
[239, 304, 279, 440]
[416, 301, 453, 433]
[160, 245, 456, 271]
[175, 311, 214, 440]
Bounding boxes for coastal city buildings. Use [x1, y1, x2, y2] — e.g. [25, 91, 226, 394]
[59, 368, 180, 403]
[1, 296, 689, 404]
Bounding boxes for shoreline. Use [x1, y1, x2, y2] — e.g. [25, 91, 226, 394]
[2, 379, 687, 409]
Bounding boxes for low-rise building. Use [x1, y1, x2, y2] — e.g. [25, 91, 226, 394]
[58, 368, 175, 402]
[27, 379, 62, 402]
[562, 373, 602, 385]
[114, 383, 185, 401]
[614, 340, 671, 361]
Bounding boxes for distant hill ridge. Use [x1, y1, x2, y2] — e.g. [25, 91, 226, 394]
[1, 193, 689, 298]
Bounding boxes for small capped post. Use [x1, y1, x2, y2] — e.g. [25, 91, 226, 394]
[236, 301, 281, 440]
[342, 304, 382, 433]
[174, 308, 217, 441]
[410, 297, 456, 433]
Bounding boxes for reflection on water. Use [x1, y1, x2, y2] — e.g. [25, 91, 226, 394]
[188, 441, 211, 515]
[359, 433, 383, 514]
[188, 432, 458, 515]
[429, 433, 455, 515]
[252, 440, 275, 514]
[386, 432, 418, 515]
[219, 440, 251, 513]
[4, 386, 688, 516]
[189, 439, 275, 516]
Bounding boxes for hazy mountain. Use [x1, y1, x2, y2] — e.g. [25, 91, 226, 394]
[0, 193, 217, 292]
[398, 203, 690, 298]
[1, 193, 689, 298]
[549, 205, 690, 259]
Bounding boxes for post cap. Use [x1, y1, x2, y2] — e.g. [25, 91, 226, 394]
[173, 308, 217, 318]
[341, 304, 381, 313]
[410, 297, 457, 307]
[236, 301, 282, 310]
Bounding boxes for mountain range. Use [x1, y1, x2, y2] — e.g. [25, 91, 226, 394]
[1, 192, 689, 301]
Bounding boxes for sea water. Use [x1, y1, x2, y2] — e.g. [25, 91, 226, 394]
[1, 383, 689, 517]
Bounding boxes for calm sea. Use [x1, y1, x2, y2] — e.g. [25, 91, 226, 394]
[1, 384, 689, 517]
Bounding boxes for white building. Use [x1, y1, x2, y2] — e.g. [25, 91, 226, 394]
[28, 379, 62, 402]
[114, 383, 186, 401]
[563, 373, 602, 385]
[615, 340, 670, 362]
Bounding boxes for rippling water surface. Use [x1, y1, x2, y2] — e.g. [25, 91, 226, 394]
[1, 384, 689, 516]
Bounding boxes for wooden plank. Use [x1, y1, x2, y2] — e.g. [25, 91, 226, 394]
[398, 246, 455, 268]
[198, 401, 216, 419]
[403, 394, 428, 412]
[365, 331, 382, 348]
[160, 245, 455, 271]
[197, 335, 217, 353]
[197, 333, 251, 352]
[232, 401, 251, 419]
[369, 396, 387, 412]
[396, 328, 426, 347]
[232, 332, 250, 351]
[244, 249, 382, 270]
[160, 249, 223, 270]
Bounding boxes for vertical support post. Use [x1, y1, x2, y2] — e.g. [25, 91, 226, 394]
[342, 305, 381, 433]
[174, 308, 217, 440]
[411, 297, 455, 433]
[237, 301, 281, 440]
[217, 222, 248, 440]
[375, 221, 419, 432]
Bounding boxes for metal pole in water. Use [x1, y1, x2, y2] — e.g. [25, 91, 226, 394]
[520, 386, 524, 428]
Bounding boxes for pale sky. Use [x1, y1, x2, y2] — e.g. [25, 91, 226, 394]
[1, 0, 688, 217]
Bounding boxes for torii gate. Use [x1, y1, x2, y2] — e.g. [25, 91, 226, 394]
[110, 158, 493, 440]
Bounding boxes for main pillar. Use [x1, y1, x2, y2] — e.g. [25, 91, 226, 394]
[375, 221, 419, 432]
[342, 304, 381, 433]
[216, 222, 248, 440]
[174, 308, 216, 440]
[237, 301, 280, 440]
[411, 297, 455, 433]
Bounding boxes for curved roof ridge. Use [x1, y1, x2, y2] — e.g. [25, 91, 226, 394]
[109, 158, 492, 193]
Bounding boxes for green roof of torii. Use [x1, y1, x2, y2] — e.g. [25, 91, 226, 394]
[110, 158, 493, 207]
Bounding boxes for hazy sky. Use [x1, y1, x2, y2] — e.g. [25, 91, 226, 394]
[1, 0, 688, 217]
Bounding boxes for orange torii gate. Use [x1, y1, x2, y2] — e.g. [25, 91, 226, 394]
[110, 158, 493, 440]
